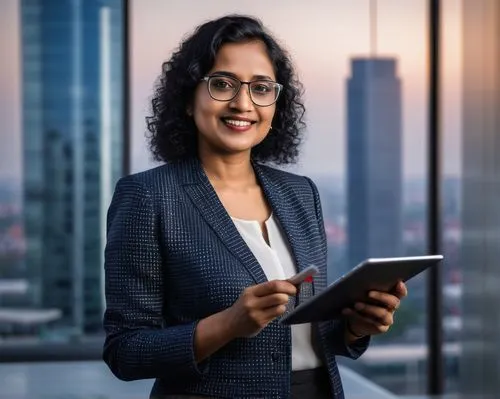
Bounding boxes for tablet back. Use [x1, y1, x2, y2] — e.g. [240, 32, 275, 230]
[281, 255, 444, 325]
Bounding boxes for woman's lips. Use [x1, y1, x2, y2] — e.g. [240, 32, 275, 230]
[221, 118, 256, 132]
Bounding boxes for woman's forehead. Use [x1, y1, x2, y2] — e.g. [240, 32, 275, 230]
[210, 41, 276, 80]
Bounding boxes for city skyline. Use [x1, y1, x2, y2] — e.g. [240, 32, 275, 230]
[0, 0, 462, 182]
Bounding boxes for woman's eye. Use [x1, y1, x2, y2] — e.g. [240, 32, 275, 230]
[252, 83, 272, 94]
[212, 78, 233, 89]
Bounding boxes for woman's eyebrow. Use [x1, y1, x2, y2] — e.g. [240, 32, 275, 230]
[210, 70, 274, 81]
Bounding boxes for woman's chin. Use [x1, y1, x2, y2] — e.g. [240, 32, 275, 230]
[217, 138, 259, 154]
[199, 133, 265, 157]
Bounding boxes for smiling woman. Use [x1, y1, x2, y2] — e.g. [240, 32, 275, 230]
[192, 41, 280, 159]
[103, 14, 409, 399]
[144, 15, 305, 165]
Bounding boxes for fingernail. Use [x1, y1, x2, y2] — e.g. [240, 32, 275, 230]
[355, 302, 364, 311]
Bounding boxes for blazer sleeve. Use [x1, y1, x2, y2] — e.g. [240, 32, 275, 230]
[305, 176, 370, 359]
[102, 176, 208, 381]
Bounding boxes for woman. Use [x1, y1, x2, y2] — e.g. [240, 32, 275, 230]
[103, 14, 407, 399]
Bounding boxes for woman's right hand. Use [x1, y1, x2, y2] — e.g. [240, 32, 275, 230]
[194, 280, 297, 362]
[224, 280, 297, 338]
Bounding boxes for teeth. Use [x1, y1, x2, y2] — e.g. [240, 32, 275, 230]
[224, 119, 251, 127]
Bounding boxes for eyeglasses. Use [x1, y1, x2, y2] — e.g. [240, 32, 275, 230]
[201, 75, 283, 107]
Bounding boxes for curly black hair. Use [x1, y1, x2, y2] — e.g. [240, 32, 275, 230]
[146, 14, 306, 165]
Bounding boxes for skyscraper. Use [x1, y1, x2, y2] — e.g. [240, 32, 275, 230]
[21, 0, 125, 334]
[346, 58, 403, 271]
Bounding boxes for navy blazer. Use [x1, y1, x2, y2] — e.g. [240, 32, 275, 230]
[103, 157, 368, 399]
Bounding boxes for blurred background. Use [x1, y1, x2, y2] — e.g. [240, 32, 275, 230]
[0, 0, 499, 398]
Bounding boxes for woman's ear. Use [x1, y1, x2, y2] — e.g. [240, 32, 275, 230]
[186, 104, 193, 116]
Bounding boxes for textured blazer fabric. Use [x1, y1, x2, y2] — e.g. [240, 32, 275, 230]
[103, 157, 369, 399]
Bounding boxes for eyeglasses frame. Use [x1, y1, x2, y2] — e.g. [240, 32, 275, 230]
[201, 75, 283, 107]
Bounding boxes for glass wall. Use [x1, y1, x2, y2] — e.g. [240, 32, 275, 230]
[459, 0, 500, 396]
[5, 0, 489, 397]
[131, 0, 429, 395]
[0, 0, 125, 346]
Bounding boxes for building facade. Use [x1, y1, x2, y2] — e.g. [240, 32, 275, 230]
[346, 58, 403, 272]
[21, 0, 125, 334]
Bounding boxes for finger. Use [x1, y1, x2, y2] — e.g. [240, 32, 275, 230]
[393, 281, 408, 298]
[367, 291, 400, 311]
[348, 311, 390, 334]
[257, 293, 291, 309]
[253, 280, 297, 297]
[262, 303, 288, 319]
[342, 307, 354, 316]
[354, 302, 393, 326]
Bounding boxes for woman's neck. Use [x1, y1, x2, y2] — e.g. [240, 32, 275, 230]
[199, 152, 256, 188]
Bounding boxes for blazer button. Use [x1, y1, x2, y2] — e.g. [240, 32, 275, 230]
[271, 352, 280, 362]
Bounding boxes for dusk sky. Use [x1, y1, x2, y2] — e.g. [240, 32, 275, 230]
[0, 0, 462, 182]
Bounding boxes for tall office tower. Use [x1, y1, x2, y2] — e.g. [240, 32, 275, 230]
[21, 0, 125, 334]
[346, 58, 403, 272]
[461, 0, 500, 395]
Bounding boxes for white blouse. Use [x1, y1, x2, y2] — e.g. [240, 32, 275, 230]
[231, 213, 322, 371]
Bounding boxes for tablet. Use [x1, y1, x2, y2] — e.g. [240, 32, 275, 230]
[280, 255, 444, 325]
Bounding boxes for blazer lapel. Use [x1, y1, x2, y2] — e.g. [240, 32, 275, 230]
[179, 158, 268, 285]
[254, 164, 318, 303]
[253, 163, 309, 276]
[177, 158, 309, 286]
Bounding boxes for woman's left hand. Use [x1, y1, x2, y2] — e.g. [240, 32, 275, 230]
[342, 281, 408, 340]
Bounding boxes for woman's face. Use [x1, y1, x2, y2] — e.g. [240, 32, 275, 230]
[191, 40, 277, 158]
